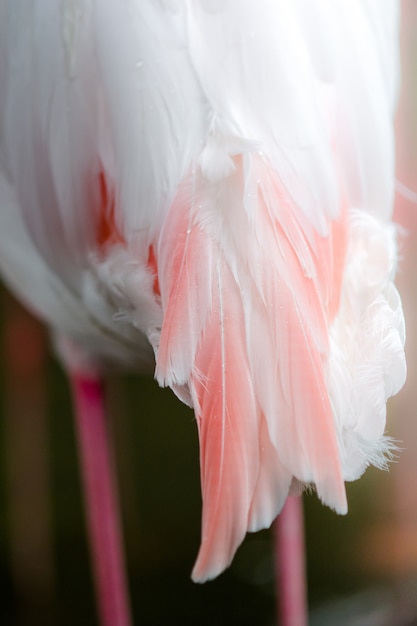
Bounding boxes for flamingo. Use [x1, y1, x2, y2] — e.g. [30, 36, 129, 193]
[0, 1, 406, 624]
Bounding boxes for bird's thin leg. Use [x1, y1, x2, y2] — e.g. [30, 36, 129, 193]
[3, 297, 54, 609]
[70, 373, 132, 626]
[274, 495, 308, 626]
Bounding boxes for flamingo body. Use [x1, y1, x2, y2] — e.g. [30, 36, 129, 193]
[0, 0, 406, 582]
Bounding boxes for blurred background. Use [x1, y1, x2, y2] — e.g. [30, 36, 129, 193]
[0, 3, 417, 625]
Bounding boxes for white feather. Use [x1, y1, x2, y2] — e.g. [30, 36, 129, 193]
[0, 0, 406, 580]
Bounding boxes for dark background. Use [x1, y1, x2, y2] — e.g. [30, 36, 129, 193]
[0, 292, 415, 626]
[1, 3, 417, 624]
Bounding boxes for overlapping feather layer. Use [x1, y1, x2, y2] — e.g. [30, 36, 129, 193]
[0, 0, 405, 581]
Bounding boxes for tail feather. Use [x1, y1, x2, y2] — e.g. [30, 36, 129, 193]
[153, 149, 405, 581]
[156, 189, 213, 389]
[190, 261, 260, 582]
[247, 416, 292, 533]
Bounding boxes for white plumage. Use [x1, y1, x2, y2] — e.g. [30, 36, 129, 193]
[0, 0, 406, 582]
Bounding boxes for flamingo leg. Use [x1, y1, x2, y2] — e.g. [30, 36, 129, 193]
[274, 495, 308, 626]
[3, 297, 54, 609]
[70, 373, 132, 626]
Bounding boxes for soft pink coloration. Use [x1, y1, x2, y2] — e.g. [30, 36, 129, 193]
[0, 0, 406, 596]
[275, 496, 307, 626]
[156, 160, 349, 580]
[71, 374, 132, 626]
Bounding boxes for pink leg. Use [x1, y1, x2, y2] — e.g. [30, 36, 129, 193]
[70, 374, 132, 626]
[3, 297, 54, 605]
[274, 495, 308, 626]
